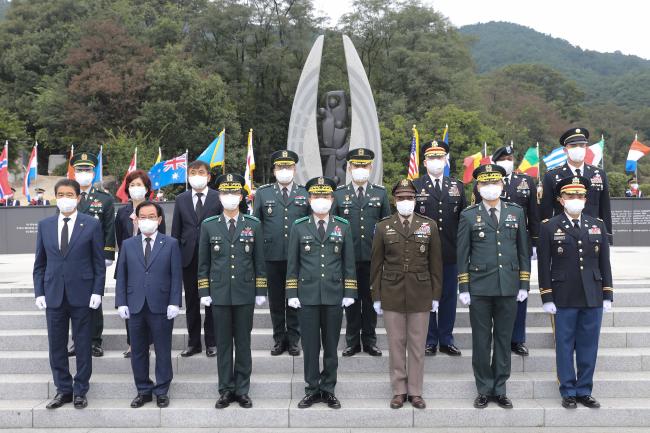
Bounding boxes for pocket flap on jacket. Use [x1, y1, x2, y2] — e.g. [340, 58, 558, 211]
[382, 271, 398, 281]
[470, 263, 486, 272]
[416, 272, 430, 281]
[551, 271, 565, 281]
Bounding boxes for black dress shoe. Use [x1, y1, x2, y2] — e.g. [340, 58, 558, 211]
[495, 395, 513, 409]
[131, 394, 152, 408]
[297, 392, 321, 408]
[156, 395, 170, 408]
[73, 395, 88, 409]
[206, 346, 217, 357]
[322, 391, 341, 409]
[425, 345, 437, 356]
[363, 345, 382, 357]
[123, 349, 131, 359]
[511, 342, 529, 356]
[180, 346, 202, 357]
[271, 341, 286, 356]
[439, 344, 461, 356]
[342, 345, 361, 357]
[236, 394, 253, 408]
[577, 395, 600, 408]
[92, 345, 104, 357]
[67, 344, 75, 357]
[287, 344, 301, 356]
[215, 391, 235, 409]
[562, 396, 577, 409]
[46, 393, 73, 409]
[473, 394, 489, 409]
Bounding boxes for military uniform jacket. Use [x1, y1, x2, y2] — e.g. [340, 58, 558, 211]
[78, 187, 116, 260]
[541, 163, 612, 241]
[285, 215, 357, 306]
[413, 175, 466, 265]
[332, 182, 391, 262]
[370, 213, 443, 313]
[537, 213, 613, 308]
[252, 183, 310, 261]
[197, 214, 267, 305]
[457, 202, 530, 296]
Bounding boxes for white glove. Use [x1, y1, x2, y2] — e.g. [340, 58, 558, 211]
[531, 247, 537, 261]
[603, 300, 612, 312]
[35, 296, 47, 310]
[255, 296, 267, 306]
[517, 289, 528, 302]
[89, 294, 102, 309]
[117, 306, 130, 319]
[373, 301, 383, 315]
[200, 296, 213, 307]
[543, 302, 557, 315]
[459, 292, 471, 306]
[288, 297, 301, 309]
[105, 259, 114, 267]
[166, 305, 180, 320]
[341, 297, 355, 308]
[431, 300, 439, 313]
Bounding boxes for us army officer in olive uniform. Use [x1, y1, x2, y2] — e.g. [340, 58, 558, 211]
[253, 150, 309, 356]
[457, 164, 530, 409]
[286, 177, 357, 409]
[370, 179, 442, 410]
[197, 174, 267, 409]
[333, 148, 390, 357]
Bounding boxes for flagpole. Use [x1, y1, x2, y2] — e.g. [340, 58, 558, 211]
[600, 134, 605, 171]
[185, 149, 189, 191]
[483, 142, 487, 158]
[536, 142, 540, 181]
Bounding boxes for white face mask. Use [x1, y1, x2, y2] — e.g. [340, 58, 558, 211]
[129, 186, 147, 201]
[56, 197, 78, 213]
[479, 184, 503, 201]
[496, 160, 514, 176]
[351, 167, 370, 183]
[425, 159, 446, 176]
[567, 147, 586, 163]
[220, 194, 241, 211]
[310, 197, 332, 214]
[275, 168, 294, 184]
[396, 199, 415, 217]
[189, 175, 208, 191]
[138, 219, 159, 235]
[563, 198, 585, 215]
[631, 183, 639, 189]
[75, 171, 94, 187]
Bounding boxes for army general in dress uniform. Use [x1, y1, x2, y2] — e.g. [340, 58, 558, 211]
[253, 150, 309, 356]
[457, 163, 530, 409]
[286, 176, 357, 409]
[537, 176, 613, 410]
[197, 174, 267, 409]
[333, 148, 390, 357]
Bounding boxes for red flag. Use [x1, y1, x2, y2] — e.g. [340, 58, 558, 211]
[116, 148, 137, 203]
[0, 142, 12, 198]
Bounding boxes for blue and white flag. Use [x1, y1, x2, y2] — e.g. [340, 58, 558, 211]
[542, 146, 567, 170]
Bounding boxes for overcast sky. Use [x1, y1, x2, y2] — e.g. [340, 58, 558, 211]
[313, 0, 650, 60]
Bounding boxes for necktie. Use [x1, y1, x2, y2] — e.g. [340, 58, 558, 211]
[572, 219, 580, 230]
[318, 220, 326, 240]
[434, 179, 441, 195]
[403, 218, 410, 234]
[357, 186, 364, 201]
[282, 187, 289, 203]
[60, 217, 70, 254]
[144, 237, 152, 265]
[229, 218, 236, 239]
[490, 208, 498, 226]
[575, 168, 581, 177]
[195, 192, 204, 219]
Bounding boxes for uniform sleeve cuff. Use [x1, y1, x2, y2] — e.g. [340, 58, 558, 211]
[540, 288, 553, 303]
[603, 287, 613, 301]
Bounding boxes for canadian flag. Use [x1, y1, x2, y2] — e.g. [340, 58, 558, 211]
[115, 148, 137, 203]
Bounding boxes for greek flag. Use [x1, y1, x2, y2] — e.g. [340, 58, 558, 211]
[542, 146, 567, 170]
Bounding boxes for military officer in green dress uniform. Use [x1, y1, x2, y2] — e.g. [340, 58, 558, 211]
[333, 148, 390, 357]
[286, 176, 357, 409]
[69, 152, 115, 357]
[457, 163, 530, 409]
[253, 150, 309, 356]
[197, 174, 267, 409]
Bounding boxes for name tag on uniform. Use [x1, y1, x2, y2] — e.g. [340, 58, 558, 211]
[553, 228, 566, 241]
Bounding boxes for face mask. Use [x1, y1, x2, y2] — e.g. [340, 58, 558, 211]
[189, 175, 208, 191]
[567, 147, 586, 163]
[138, 219, 158, 235]
[631, 183, 639, 189]
[351, 167, 370, 183]
[220, 194, 240, 211]
[425, 159, 446, 176]
[563, 198, 585, 215]
[56, 197, 78, 213]
[310, 198, 332, 214]
[496, 160, 514, 176]
[275, 168, 294, 184]
[479, 184, 503, 201]
[129, 186, 147, 201]
[75, 171, 94, 187]
[396, 199, 415, 217]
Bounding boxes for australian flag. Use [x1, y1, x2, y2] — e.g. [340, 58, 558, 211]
[149, 152, 187, 189]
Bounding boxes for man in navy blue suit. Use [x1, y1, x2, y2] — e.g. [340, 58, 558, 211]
[116, 201, 183, 408]
[33, 179, 106, 410]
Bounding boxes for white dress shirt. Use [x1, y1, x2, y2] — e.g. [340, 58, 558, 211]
[569, 164, 585, 176]
[482, 200, 502, 223]
[142, 230, 158, 255]
[192, 187, 209, 209]
[58, 211, 78, 249]
[313, 215, 329, 233]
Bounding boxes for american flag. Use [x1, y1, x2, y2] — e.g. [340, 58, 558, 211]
[407, 125, 419, 180]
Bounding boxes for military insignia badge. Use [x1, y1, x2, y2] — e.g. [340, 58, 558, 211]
[448, 185, 460, 196]
[420, 244, 426, 253]
[557, 246, 564, 254]
[478, 231, 485, 238]
[304, 244, 311, 252]
[214, 244, 220, 252]
[245, 245, 250, 253]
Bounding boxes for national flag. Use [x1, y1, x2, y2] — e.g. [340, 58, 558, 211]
[116, 148, 137, 203]
[407, 125, 419, 180]
[244, 129, 255, 193]
[66, 144, 75, 180]
[0, 141, 12, 198]
[625, 135, 650, 173]
[542, 146, 567, 170]
[442, 124, 450, 176]
[92, 145, 103, 185]
[149, 152, 188, 189]
[149, 147, 163, 199]
[198, 129, 225, 170]
[22, 142, 38, 202]
[586, 136, 604, 167]
[463, 152, 482, 183]
[517, 145, 540, 178]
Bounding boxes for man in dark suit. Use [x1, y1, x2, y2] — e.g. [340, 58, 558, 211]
[116, 201, 182, 409]
[33, 179, 106, 410]
[171, 160, 223, 357]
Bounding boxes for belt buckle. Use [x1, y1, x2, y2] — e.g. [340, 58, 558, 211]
[403, 264, 409, 272]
